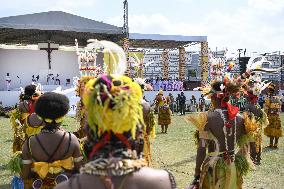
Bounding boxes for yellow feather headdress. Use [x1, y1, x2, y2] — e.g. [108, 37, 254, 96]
[81, 40, 144, 138]
[83, 75, 144, 138]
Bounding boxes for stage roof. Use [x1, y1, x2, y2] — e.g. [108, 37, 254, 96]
[0, 11, 124, 45]
[129, 33, 207, 49]
[0, 11, 207, 49]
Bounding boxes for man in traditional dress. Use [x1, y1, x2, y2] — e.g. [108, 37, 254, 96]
[186, 79, 255, 189]
[264, 83, 283, 148]
[56, 74, 177, 189]
[243, 81, 269, 165]
[10, 84, 43, 152]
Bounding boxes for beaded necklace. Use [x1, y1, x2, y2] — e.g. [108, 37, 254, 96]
[41, 126, 60, 134]
[215, 109, 236, 164]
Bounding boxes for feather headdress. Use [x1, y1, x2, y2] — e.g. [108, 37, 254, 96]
[244, 55, 280, 96]
[81, 40, 144, 137]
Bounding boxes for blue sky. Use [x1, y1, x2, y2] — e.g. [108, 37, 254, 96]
[1, 0, 283, 53]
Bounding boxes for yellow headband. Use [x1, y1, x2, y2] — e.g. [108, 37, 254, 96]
[39, 116, 65, 124]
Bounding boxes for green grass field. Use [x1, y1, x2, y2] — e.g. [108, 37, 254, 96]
[0, 114, 283, 189]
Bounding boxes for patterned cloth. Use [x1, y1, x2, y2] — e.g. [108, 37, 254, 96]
[158, 106, 172, 125]
[264, 96, 282, 138]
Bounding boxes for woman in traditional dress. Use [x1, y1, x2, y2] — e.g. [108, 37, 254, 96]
[186, 79, 255, 189]
[55, 74, 177, 189]
[264, 83, 282, 148]
[155, 90, 172, 133]
[10, 84, 43, 152]
[134, 78, 156, 166]
[74, 77, 94, 139]
[21, 92, 83, 188]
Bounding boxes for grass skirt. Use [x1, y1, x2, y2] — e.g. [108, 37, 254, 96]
[200, 156, 245, 189]
[158, 106, 172, 125]
[264, 113, 282, 137]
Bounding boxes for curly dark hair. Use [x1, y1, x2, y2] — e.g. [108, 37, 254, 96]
[35, 92, 69, 120]
[24, 85, 37, 96]
[20, 84, 37, 101]
[211, 81, 224, 92]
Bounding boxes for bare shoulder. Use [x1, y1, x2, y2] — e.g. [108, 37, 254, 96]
[55, 168, 175, 189]
[69, 132, 80, 144]
[54, 180, 70, 189]
[236, 113, 244, 123]
[28, 113, 43, 126]
[142, 100, 151, 111]
[207, 111, 218, 120]
[132, 167, 174, 189]
[19, 101, 28, 112]
[55, 174, 104, 189]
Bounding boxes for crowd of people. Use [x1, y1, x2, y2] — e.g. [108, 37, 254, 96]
[145, 78, 185, 91]
[5, 40, 283, 189]
[150, 93, 208, 115]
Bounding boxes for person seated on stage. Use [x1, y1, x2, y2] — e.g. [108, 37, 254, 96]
[36, 75, 40, 82]
[178, 80, 184, 91]
[21, 92, 83, 188]
[55, 74, 61, 85]
[10, 84, 43, 152]
[55, 74, 177, 189]
[173, 78, 178, 91]
[162, 78, 168, 91]
[157, 77, 163, 91]
[154, 77, 160, 91]
[5, 72, 12, 91]
[167, 78, 173, 91]
[47, 74, 53, 85]
[32, 75, 36, 83]
[186, 80, 255, 189]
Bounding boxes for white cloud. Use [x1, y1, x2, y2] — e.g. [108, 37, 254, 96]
[107, 1, 284, 53]
[248, 0, 284, 13]
[1, 0, 283, 53]
[1, 0, 97, 14]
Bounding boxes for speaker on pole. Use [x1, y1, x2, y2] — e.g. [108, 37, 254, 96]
[239, 57, 250, 74]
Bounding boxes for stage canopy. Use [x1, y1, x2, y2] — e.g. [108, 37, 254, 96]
[0, 11, 207, 49]
[129, 33, 207, 49]
[0, 11, 124, 46]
